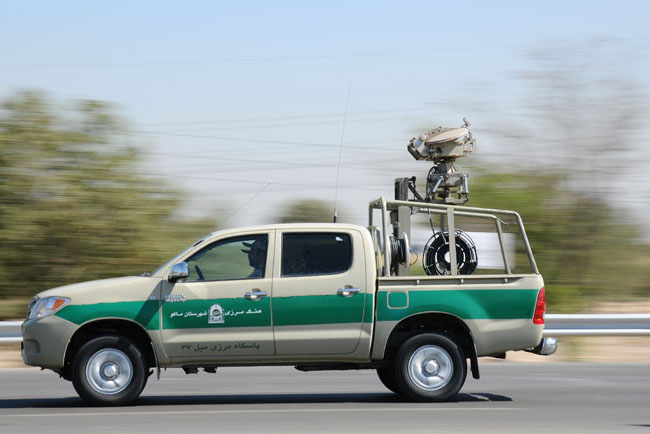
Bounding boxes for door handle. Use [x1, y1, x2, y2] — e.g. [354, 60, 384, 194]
[337, 287, 361, 297]
[245, 290, 268, 301]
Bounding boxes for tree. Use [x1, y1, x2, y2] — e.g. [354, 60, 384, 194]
[0, 91, 216, 310]
[467, 170, 650, 311]
[276, 199, 336, 223]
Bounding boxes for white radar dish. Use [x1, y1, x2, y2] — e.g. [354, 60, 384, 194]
[424, 127, 469, 144]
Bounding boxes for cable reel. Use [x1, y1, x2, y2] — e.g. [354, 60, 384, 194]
[388, 232, 411, 273]
[423, 230, 478, 276]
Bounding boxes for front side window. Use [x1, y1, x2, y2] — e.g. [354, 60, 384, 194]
[185, 234, 268, 282]
[281, 232, 352, 277]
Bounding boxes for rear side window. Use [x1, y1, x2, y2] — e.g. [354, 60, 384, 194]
[281, 232, 352, 277]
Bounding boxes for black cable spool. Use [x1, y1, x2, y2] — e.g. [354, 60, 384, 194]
[423, 230, 478, 276]
[389, 234, 410, 273]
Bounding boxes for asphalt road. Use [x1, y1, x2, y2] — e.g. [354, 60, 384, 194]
[0, 363, 648, 434]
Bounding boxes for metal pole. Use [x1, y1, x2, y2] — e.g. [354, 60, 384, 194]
[447, 208, 457, 275]
[514, 213, 539, 274]
[380, 197, 391, 277]
[495, 219, 511, 274]
[394, 178, 411, 276]
[386, 199, 521, 218]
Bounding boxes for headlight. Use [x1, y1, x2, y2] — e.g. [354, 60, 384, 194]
[28, 297, 70, 320]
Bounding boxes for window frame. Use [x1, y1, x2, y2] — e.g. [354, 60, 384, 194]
[181, 233, 270, 283]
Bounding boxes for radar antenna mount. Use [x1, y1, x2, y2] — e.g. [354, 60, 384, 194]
[406, 117, 475, 204]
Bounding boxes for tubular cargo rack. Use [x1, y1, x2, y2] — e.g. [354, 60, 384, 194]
[368, 198, 539, 278]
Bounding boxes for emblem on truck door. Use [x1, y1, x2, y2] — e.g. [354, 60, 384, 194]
[208, 304, 225, 324]
[164, 293, 185, 303]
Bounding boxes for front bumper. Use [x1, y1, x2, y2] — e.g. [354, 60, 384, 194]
[21, 315, 77, 369]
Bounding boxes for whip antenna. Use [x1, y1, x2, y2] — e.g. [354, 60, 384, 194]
[333, 81, 351, 223]
[221, 183, 271, 226]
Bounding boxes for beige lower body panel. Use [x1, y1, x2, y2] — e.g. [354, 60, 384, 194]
[370, 320, 398, 360]
[274, 322, 371, 356]
[371, 319, 543, 360]
[163, 322, 374, 366]
[164, 326, 275, 361]
[464, 319, 543, 356]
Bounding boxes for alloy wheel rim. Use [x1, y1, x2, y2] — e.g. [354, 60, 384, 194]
[86, 349, 133, 395]
[407, 345, 454, 391]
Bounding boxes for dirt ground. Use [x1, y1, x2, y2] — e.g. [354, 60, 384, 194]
[4, 302, 649, 368]
[0, 343, 24, 368]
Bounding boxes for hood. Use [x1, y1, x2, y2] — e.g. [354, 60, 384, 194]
[37, 276, 159, 300]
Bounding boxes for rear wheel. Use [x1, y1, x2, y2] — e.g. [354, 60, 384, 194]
[394, 333, 466, 402]
[376, 365, 400, 394]
[72, 335, 147, 406]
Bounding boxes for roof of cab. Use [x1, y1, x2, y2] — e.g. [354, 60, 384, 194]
[205, 222, 366, 240]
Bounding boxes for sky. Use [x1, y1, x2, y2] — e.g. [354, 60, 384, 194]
[1, 0, 649, 230]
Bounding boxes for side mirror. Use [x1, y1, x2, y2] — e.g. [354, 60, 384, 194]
[168, 262, 189, 283]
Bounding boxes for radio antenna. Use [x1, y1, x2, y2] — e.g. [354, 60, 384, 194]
[221, 183, 271, 226]
[333, 81, 351, 223]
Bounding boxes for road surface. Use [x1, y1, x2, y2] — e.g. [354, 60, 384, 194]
[0, 363, 648, 433]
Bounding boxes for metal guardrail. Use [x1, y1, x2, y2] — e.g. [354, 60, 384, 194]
[1, 314, 649, 343]
[0, 321, 23, 343]
[543, 314, 650, 337]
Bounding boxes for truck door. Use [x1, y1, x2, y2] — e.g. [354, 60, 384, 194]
[160, 232, 275, 359]
[271, 229, 368, 355]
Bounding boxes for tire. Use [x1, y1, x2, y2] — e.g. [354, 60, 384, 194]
[72, 335, 147, 406]
[376, 365, 400, 394]
[394, 333, 466, 402]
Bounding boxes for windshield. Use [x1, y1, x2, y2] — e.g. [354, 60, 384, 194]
[150, 235, 210, 277]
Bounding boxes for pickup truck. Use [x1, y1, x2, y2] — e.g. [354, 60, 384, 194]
[21, 198, 555, 406]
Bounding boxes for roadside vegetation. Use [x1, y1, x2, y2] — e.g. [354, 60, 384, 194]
[0, 91, 215, 318]
[469, 171, 650, 311]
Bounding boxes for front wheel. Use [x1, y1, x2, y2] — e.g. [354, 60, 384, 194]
[72, 335, 147, 406]
[394, 333, 466, 402]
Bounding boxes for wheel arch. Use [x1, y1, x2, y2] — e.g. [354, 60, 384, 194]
[62, 318, 157, 379]
[382, 311, 480, 379]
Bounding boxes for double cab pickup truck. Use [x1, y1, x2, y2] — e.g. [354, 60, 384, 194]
[22, 198, 555, 405]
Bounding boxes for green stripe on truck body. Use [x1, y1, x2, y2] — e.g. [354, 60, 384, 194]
[54, 288, 538, 331]
[376, 289, 539, 322]
[55, 300, 160, 330]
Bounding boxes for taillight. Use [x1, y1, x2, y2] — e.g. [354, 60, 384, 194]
[533, 287, 546, 325]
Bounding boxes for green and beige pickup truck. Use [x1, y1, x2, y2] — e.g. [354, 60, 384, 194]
[22, 198, 555, 406]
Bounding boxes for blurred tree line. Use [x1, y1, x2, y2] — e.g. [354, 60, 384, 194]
[276, 199, 335, 223]
[0, 91, 215, 315]
[469, 171, 650, 311]
[469, 42, 650, 311]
